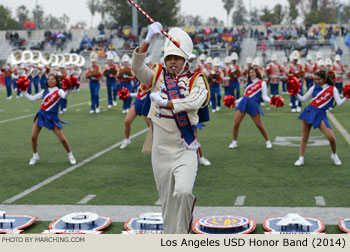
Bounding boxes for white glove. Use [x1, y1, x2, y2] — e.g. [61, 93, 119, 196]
[145, 22, 163, 43]
[150, 92, 168, 107]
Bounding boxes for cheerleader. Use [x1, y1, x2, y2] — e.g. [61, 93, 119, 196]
[228, 67, 272, 149]
[294, 70, 348, 166]
[120, 85, 150, 149]
[23, 74, 76, 165]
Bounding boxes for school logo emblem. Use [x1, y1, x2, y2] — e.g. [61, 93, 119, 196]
[0, 211, 37, 234]
[192, 215, 256, 234]
[42, 212, 111, 234]
[123, 212, 163, 234]
[264, 213, 325, 234]
[338, 219, 350, 233]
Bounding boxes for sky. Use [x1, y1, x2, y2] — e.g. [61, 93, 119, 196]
[0, 0, 289, 28]
[0, 0, 346, 28]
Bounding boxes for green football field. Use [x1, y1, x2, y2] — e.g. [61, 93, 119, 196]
[0, 85, 349, 234]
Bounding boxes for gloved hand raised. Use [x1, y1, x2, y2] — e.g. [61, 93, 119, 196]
[150, 92, 168, 107]
[145, 22, 163, 43]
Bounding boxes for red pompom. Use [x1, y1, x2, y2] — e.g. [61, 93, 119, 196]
[343, 83, 350, 99]
[69, 76, 79, 87]
[16, 76, 30, 91]
[118, 87, 130, 100]
[61, 77, 71, 90]
[270, 95, 285, 108]
[223, 95, 236, 108]
[287, 76, 301, 96]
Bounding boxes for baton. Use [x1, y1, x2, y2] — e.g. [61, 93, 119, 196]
[127, 0, 196, 62]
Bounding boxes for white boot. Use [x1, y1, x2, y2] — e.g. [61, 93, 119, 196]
[199, 156, 211, 166]
[120, 139, 131, 149]
[331, 153, 341, 165]
[68, 152, 76, 165]
[29, 153, 39, 165]
[228, 140, 238, 149]
[294, 156, 304, 166]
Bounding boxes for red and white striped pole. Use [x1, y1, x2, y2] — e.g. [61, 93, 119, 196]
[127, 0, 196, 62]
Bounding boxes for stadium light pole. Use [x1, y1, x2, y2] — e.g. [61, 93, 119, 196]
[337, 0, 341, 24]
[132, 0, 138, 37]
[249, 0, 252, 27]
[35, 0, 39, 31]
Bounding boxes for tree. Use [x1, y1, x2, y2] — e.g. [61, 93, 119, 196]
[232, 0, 247, 26]
[250, 8, 261, 25]
[287, 0, 298, 24]
[304, 0, 337, 24]
[104, 0, 180, 27]
[340, 3, 350, 24]
[16, 5, 30, 29]
[178, 15, 203, 27]
[96, 0, 107, 23]
[260, 7, 274, 23]
[273, 4, 284, 24]
[87, 0, 98, 28]
[206, 17, 223, 27]
[222, 0, 234, 26]
[0, 4, 17, 30]
[42, 14, 66, 30]
[31, 4, 44, 29]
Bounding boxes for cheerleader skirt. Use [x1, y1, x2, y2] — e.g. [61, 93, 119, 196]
[34, 110, 67, 130]
[298, 105, 331, 129]
[236, 97, 264, 116]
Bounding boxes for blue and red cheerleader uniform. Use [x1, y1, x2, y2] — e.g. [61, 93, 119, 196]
[24, 87, 69, 129]
[298, 84, 347, 129]
[133, 86, 148, 115]
[236, 79, 271, 116]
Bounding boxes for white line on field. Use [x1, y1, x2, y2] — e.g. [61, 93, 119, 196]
[2, 128, 149, 204]
[0, 99, 106, 124]
[328, 112, 350, 145]
[77, 195, 96, 204]
[234, 196, 246, 206]
[315, 196, 326, 206]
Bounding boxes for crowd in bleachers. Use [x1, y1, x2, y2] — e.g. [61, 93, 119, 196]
[5, 31, 26, 48]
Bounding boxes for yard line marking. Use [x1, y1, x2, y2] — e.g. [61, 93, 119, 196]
[0, 99, 106, 124]
[234, 196, 246, 206]
[77, 195, 96, 204]
[328, 112, 350, 145]
[315, 196, 326, 206]
[2, 128, 149, 204]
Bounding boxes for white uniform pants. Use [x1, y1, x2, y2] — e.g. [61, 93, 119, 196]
[152, 123, 198, 234]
